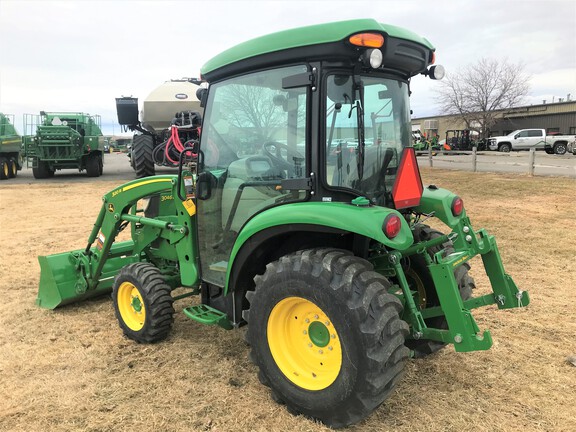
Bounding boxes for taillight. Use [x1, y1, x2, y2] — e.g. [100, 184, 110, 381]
[383, 214, 401, 239]
[451, 196, 464, 216]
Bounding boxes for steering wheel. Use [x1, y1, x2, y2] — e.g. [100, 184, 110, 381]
[262, 141, 305, 174]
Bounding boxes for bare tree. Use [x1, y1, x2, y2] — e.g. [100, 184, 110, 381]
[435, 58, 531, 138]
[223, 84, 286, 141]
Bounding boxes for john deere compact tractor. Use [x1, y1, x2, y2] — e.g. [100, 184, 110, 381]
[37, 19, 529, 428]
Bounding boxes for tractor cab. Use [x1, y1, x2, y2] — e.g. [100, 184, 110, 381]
[195, 19, 442, 286]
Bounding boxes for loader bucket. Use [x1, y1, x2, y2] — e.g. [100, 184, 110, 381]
[37, 241, 138, 309]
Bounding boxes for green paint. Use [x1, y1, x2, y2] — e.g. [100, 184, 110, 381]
[131, 296, 142, 313]
[0, 113, 22, 155]
[225, 201, 414, 293]
[308, 321, 330, 348]
[351, 196, 371, 206]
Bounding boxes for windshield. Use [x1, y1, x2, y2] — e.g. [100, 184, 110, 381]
[325, 74, 411, 207]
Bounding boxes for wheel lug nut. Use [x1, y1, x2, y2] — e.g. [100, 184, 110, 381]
[314, 314, 319, 319]
[328, 346, 333, 351]
[308, 343, 313, 348]
[305, 318, 310, 323]
[319, 350, 323, 354]
[303, 330, 307, 335]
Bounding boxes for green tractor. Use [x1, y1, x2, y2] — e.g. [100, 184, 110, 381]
[24, 111, 105, 178]
[37, 19, 529, 428]
[0, 113, 23, 180]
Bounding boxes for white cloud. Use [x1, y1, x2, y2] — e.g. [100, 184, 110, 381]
[0, 0, 574, 134]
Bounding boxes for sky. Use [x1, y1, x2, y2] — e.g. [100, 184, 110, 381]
[1, 0, 575, 136]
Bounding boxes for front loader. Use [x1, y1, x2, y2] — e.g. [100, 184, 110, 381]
[37, 19, 529, 428]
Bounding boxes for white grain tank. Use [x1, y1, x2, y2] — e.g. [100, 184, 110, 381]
[141, 80, 202, 132]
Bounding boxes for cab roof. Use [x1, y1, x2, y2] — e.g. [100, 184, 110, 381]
[201, 19, 435, 81]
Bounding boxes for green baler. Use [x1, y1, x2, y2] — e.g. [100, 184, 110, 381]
[0, 113, 23, 180]
[37, 19, 529, 428]
[24, 111, 105, 178]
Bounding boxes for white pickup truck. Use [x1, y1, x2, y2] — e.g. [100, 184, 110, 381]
[488, 129, 575, 154]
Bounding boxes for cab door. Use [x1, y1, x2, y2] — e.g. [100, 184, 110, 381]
[195, 65, 310, 288]
[513, 130, 530, 149]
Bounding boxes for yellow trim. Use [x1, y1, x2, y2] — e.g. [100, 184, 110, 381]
[267, 296, 342, 391]
[122, 178, 172, 192]
[117, 281, 146, 331]
[1, 139, 21, 145]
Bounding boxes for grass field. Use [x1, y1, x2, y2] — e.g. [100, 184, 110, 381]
[0, 169, 575, 432]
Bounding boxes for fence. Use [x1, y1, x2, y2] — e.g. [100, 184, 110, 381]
[416, 147, 576, 178]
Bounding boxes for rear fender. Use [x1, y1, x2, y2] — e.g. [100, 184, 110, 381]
[225, 201, 414, 293]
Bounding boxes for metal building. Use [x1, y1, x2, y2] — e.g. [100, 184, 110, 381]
[412, 100, 576, 140]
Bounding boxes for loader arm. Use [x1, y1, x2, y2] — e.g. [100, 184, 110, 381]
[37, 175, 199, 309]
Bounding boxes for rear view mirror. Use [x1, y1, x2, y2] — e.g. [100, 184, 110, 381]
[196, 88, 208, 108]
[196, 171, 213, 200]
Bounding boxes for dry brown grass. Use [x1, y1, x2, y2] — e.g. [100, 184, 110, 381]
[1, 170, 575, 432]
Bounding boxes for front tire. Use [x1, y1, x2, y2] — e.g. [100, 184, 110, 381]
[85, 154, 101, 177]
[132, 134, 155, 178]
[244, 249, 409, 428]
[32, 160, 54, 179]
[112, 263, 174, 343]
[499, 143, 511, 152]
[0, 157, 8, 180]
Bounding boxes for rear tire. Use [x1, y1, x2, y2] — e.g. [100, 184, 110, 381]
[554, 143, 567, 155]
[132, 134, 155, 178]
[8, 158, 17, 178]
[244, 248, 409, 428]
[403, 225, 475, 358]
[112, 262, 174, 343]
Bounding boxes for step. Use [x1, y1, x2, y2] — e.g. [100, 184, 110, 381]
[183, 304, 232, 330]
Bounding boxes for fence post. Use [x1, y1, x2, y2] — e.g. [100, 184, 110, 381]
[472, 146, 477, 172]
[529, 148, 535, 176]
[428, 144, 433, 167]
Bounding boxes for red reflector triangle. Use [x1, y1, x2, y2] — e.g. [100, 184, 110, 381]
[392, 147, 423, 209]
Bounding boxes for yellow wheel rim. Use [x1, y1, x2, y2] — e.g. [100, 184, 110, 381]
[267, 296, 342, 391]
[117, 281, 146, 331]
[2, 162, 7, 178]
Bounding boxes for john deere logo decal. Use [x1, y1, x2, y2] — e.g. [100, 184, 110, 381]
[108, 203, 115, 213]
